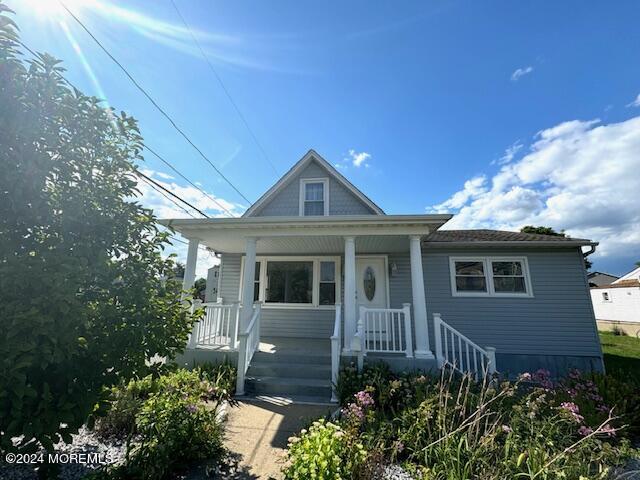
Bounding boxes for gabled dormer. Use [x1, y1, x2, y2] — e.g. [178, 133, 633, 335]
[243, 150, 384, 217]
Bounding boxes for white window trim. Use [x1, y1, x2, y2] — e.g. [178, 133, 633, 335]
[240, 255, 341, 309]
[449, 256, 534, 298]
[299, 178, 329, 216]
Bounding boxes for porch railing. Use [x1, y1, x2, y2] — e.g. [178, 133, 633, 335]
[235, 302, 262, 396]
[357, 304, 413, 357]
[433, 313, 496, 378]
[194, 302, 240, 348]
[330, 303, 342, 403]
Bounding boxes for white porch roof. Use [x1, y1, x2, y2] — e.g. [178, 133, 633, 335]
[160, 214, 452, 254]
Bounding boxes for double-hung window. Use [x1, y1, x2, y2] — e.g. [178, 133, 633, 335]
[243, 256, 340, 307]
[450, 257, 532, 297]
[300, 178, 328, 216]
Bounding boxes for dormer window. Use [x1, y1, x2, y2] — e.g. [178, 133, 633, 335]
[300, 178, 329, 216]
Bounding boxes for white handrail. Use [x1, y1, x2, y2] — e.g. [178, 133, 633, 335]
[433, 313, 496, 378]
[358, 305, 413, 357]
[235, 302, 262, 395]
[194, 302, 240, 348]
[330, 303, 342, 402]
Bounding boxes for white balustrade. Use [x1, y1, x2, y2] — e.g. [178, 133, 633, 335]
[194, 302, 240, 348]
[330, 303, 342, 402]
[235, 302, 262, 396]
[357, 304, 413, 358]
[433, 313, 496, 378]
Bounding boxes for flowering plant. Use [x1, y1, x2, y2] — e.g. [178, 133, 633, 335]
[284, 419, 366, 479]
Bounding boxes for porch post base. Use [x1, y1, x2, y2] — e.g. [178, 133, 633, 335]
[414, 350, 435, 360]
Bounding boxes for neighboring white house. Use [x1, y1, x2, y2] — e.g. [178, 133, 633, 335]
[591, 266, 640, 333]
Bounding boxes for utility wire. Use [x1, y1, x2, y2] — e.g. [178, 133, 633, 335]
[137, 175, 198, 218]
[143, 143, 236, 217]
[59, 0, 253, 204]
[135, 170, 209, 218]
[168, 0, 280, 177]
[19, 39, 231, 220]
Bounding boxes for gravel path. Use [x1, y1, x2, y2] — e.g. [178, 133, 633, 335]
[0, 427, 127, 480]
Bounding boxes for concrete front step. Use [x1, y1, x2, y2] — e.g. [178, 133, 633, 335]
[245, 375, 333, 399]
[252, 351, 331, 366]
[247, 362, 332, 380]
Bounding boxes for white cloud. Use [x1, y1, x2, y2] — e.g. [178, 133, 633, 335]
[626, 93, 640, 108]
[427, 116, 640, 267]
[493, 140, 524, 165]
[347, 149, 372, 168]
[136, 169, 243, 277]
[511, 66, 534, 81]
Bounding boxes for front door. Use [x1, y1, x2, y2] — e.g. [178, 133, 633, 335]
[356, 257, 388, 310]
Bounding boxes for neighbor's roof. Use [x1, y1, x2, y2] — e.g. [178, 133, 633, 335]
[424, 229, 598, 247]
[592, 279, 640, 289]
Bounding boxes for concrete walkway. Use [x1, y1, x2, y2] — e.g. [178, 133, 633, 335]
[224, 397, 335, 479]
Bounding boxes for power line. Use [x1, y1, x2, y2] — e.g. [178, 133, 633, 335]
[58, 0, 253, 205]
[168, 0, 280, 178]
[18, 39, 229, 221]
[135, 170, 209, 218]
[143, 143, 236, 218]
[137, 174, 198, 218]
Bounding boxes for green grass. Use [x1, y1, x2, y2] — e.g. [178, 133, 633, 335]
[599, 331, 640, 381]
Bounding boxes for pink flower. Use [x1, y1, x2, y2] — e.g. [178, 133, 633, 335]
[354, 390, 375, 408]
[393, 440, 404, 453]
[559, 402, 584, 423]
[578, 425, 593, 436]
[518, 372, 532, 381]
[601, 424, 616, 437]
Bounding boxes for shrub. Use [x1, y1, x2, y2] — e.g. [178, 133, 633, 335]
[611, 324, 627, 336]
[112, 369, 227, 479]
[94, 376, 157, 439]
[195, 360, 237, 400]
[283, 419, 366, 480]
[0, 3, 196, 453]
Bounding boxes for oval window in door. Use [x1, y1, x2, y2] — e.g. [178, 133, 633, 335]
[363, 266, 376, 301]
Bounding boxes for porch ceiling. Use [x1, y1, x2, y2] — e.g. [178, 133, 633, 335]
[160, 214, 452, 254]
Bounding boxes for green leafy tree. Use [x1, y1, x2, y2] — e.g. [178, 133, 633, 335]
[520, 225, 566, 237]
[0, 4, 195, 453]
[194, 277, 207, 301]
[520, 225, 592, 270]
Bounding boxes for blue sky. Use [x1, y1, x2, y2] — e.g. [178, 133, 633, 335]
[13, 0, 640, 276]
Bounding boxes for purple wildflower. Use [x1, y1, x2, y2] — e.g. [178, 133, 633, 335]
[185, 404, 198, 414]
[354, 390, 374, 408]
[578, 425, 593, 436]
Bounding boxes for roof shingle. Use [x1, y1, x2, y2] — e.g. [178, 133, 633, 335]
[425, 229, 595, 245]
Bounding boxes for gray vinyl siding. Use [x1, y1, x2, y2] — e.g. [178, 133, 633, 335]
[252, 161, 377, 216]
[218, 253, 334, 339]
[218, 247, 601, 357]
[421, 247, 602, 357]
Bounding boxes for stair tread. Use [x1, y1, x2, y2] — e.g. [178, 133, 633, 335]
[249, 362, 331, 370]
[246, 376, 332, 387]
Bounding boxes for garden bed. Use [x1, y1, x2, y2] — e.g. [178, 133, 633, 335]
[283, 363, 640, 479]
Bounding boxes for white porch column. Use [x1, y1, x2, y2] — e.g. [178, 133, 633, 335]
[343, 236, 356, 352]
[184, 237, 200, 349]
[182, 237, 200, 294]
[240, 237, 258, 331]
[409, 235, 434, 359]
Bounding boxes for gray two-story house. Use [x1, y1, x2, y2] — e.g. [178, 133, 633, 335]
[162, 150, 602, 402]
